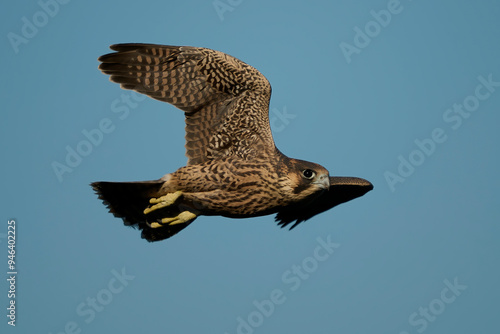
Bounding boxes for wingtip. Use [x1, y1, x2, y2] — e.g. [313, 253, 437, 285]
[108, 43, 138, 51]
[90, 181, 101, 193]
[97, 43, 142, 62]
[330, 176, 373, 192]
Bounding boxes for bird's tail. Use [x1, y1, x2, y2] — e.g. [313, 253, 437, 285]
[91, 181, 194, 242]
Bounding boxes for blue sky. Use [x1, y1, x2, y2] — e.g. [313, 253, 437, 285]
[1, 0, 499, 333]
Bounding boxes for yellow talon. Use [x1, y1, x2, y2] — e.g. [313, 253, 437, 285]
[161, 211, 197, 225]
[148, 211, 197, 229]
[143, 191, 183, 215]
[149, 191, 182, 204]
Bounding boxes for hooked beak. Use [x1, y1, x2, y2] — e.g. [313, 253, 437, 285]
[313, 174, 331, 190]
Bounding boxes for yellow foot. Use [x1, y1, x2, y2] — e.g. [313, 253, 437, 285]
[149, 211, 197, 228]
[143, 191, 183, 215]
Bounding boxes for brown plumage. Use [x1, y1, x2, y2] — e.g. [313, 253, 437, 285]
[91, 43, 373, 242]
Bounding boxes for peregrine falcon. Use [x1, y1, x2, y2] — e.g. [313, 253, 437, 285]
[91, 43, 373, 242]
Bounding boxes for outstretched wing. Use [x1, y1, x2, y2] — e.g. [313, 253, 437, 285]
[98, 43, 274, 165]
[276, 177, 373, 229]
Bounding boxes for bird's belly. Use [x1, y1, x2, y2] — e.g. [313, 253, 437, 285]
[180, 186, 284, 217]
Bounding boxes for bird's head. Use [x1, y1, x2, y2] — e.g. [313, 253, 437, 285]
[280, 158, 330, 202]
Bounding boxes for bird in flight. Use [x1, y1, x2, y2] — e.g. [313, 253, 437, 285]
[91, 43, 373, 242]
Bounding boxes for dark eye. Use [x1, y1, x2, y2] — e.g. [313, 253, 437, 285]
[302, 169, 315, 180]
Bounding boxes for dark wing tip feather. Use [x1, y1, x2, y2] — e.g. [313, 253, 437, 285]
[276, 217, 305, 230]
[90, 182, 137, 227]
[109, 43, 142, 51]
[108, 43, 168, 52]
[275, 176, 373, 229]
